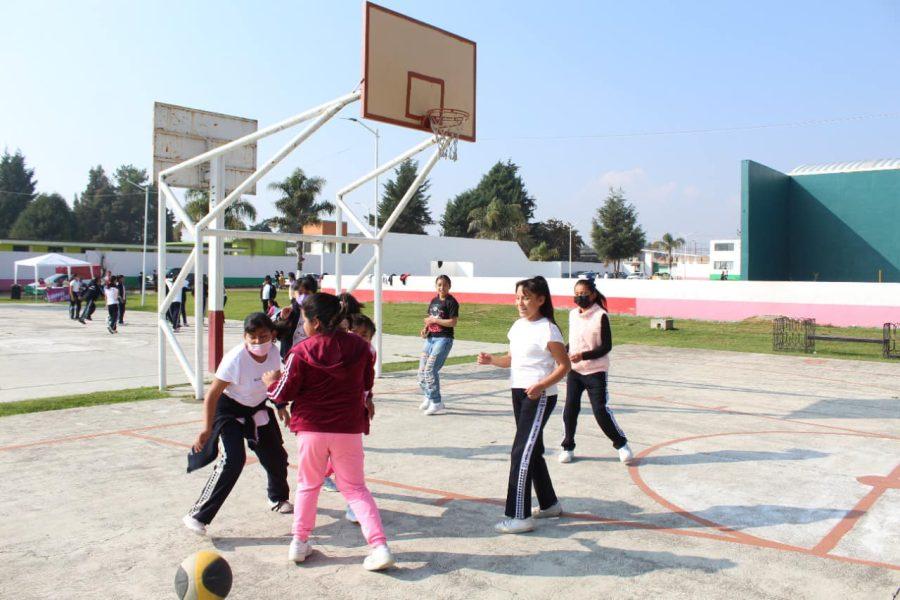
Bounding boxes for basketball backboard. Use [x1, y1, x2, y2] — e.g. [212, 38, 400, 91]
[152, 102, 258, 195]
[362, 2, 476, 142]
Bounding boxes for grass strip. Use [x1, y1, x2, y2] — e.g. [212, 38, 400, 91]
[0, 387, 169, 418]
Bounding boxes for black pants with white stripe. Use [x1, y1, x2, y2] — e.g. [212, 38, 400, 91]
[189, 418, 290, 525]
[69, 298, 81, 319]
[106, 305, 118, 331]
[505, 389, 558, 519]
[561, 370, 627, 451]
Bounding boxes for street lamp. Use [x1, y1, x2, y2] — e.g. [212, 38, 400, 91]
[123, 178, 150, 306]
[568, 223, 574, 278]
[343, 117, 380, 232]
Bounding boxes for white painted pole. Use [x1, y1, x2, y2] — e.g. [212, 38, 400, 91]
[374, 240, 383, 377]
[377, 146, 442, 240]
[208, 157, 225, 372]
[347, 254, 377, 293]
[157, 185, 166, 391]
[141, 185, 148, 306]
[373, 128, 379, 231]
[335, 205, 342, 294]
[569, 227, 573, 278]
[193, 224, 204, 400]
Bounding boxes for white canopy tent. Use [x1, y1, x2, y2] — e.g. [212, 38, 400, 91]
[13, 253, 96, 287]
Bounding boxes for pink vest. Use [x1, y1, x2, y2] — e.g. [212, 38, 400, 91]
[568, 304, 610, 375]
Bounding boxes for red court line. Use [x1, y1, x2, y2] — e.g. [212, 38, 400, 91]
[0, 418, 201, 452]
[629, 429, 900, 571]
[811, 463, 900, 555]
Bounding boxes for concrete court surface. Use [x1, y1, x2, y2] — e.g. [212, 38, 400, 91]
[0, 304, 507, 402]
[1, 343, 898, 599]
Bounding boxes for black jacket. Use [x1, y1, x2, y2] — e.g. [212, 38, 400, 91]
[273, 300, 302, 361]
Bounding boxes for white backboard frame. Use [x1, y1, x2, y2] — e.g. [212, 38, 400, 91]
[153, 102, 259, 195]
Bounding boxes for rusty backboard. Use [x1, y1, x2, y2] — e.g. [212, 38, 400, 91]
[152, 102, 258, 195]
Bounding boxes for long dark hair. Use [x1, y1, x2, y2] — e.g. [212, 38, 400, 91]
[301, 293, 347, 334]
[338, 292, 363, 316]
[575, 278, 608, 311]
[515, 275, 557, 324]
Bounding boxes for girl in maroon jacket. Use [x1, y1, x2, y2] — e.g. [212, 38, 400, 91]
[265, 293, 392, 571]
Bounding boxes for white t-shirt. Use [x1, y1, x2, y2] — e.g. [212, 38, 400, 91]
[508, 317, 565, 396]
[215, 343, 281, 426]
[262, 283, 273, 300]
[103, 286, 119, 305]
[166, 278, 184, 298]
[291, 296, 308, 347]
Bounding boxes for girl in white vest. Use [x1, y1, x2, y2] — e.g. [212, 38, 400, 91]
[558, 279, 633, 465]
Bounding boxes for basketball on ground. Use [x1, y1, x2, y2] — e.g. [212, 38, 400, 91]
[174, 550, 232, 600]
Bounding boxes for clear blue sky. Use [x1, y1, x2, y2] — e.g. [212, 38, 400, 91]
[2, 0, 899, 248]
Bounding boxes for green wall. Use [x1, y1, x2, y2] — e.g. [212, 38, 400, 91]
[743, 161, 900, 282]
[741, 160, 790, 280]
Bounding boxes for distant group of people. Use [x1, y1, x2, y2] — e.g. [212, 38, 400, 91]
[67, 270, 127, 334]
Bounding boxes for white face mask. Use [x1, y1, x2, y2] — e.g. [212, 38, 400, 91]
[247, 341, 272, 357]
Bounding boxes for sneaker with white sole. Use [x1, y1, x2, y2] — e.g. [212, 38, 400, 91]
[289, 538, 313, 563]
[494, 517, 535, 534]
[269, 499, 294, 514]
[345, 506, 359, 524]
[182, 514, 207, 536]
[532, 502, 563, 519]
[618, 443, 635, 464]
[419, 398, 431, 410]
[363, 544, 395, 571]
[424, 402, 446, 415]
[558, 450, 574, 463]
[322, 477, 339, 492]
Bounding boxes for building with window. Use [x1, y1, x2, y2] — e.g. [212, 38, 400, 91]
[709, 239, 741, 279]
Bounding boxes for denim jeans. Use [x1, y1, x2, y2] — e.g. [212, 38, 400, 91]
[417, 336, 454, 403]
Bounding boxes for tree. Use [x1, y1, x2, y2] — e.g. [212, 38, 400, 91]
[8, 193, 75, 240]
[651, 232, 685, 273]
[249, 219, 274, 232]
[530, 219, 583, 261]
[267, 168, 333, 271]
[73, 165, 116, 241]
[183, 189, 258, 231]
[528, 241, 559, 261]
[591, 187, 646, 274]
[440, 160, 536, 238]
[466, 197, 530, 245]
[0, 149, 37, 237]
[376, 159, 433, 234]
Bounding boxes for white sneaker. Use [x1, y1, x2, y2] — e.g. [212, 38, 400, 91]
[322, 477, 339, 492]
[419, 398, 431, 410]
[618, 444, 635, 464]
[532, 502, 563, 519]
[558, 450, 574, 463]
[494, 517, 535, 534]
[424, 402, 445, 415]
[269, 499, 294, 514]
[289, 538, 313, 563]
[182, 514, 207, 536]
[363, 544, 395, 571]
[345, 506, 359, 524]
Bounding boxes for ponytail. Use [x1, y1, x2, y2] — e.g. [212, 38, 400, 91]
[301, 292, 347, 334]
[575, 278, 608, 311]
[515, 275, 557, 324]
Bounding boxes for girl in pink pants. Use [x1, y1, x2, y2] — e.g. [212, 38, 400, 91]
[266, 293, 391, 571]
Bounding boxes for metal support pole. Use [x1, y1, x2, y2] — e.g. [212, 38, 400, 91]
[374, 241, 383, 377]
[193, 225, 204, 400]
[141, 185, 148, 306]
[334, 205, 342, 293]
[377, 146, 442, 240]
[568, 227, 573, 278]
[208, 157, 225, 372]
[157, 184, 166, 391]
[373, 128, 380, 231]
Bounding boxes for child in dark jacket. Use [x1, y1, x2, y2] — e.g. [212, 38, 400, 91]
[265, 293, 393, 571]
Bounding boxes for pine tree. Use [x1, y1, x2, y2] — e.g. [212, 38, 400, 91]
[376, 159, 433, 234]
[0, 149, 37, 238]
[591, 187, 646, 274]
[9, 193, 76, 240]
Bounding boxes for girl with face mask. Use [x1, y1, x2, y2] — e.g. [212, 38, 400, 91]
[183, 312, 293, 536]
[274, 275, 319, 361]
[558, 279, 633, 465]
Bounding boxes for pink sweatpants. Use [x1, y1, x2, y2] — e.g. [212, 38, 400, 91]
[293, 432, 386, 548]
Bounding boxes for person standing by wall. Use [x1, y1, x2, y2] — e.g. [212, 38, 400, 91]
[261, 275, 275, 313]
[417, 275, 460, 416]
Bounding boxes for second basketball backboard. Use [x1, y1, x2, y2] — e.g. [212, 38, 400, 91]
[362, 2, 476, 142]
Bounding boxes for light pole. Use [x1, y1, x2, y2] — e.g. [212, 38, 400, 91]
[124, 178, 150, 306]
[568, 224, 574, 278]
[344, 117, 380, 231]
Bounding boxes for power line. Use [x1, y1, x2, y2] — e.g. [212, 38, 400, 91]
[481, 111, 900, 142]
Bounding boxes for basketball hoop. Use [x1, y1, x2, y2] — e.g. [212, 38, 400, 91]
[425, 108, 469, 161]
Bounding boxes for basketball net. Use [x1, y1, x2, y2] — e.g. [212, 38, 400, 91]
[426, 108, 469, 161]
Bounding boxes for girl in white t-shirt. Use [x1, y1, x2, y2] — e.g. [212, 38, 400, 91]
[182, 312, 292, 536]
[102, 281, 119, 334]
[477, 276, 571, 534]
